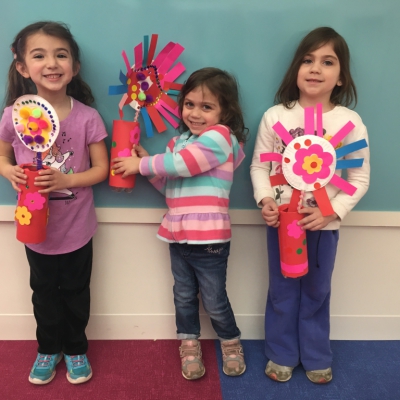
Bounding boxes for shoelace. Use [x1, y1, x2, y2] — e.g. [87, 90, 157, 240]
[180, 343, 201, 359]
[69, 355, 85, 367]
[222, 342, 243, 357]
[36, 354, 54, 367]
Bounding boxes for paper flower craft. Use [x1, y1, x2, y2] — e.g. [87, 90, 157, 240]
[260, 103, 368, 217]
[109, 33, 185, 137]
[108, 34, 186, 192]
[11, 95, 59, 243]
[260, 103, 368, 278]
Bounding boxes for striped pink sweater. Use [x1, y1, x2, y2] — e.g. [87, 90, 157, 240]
[139, 125, 245, 244]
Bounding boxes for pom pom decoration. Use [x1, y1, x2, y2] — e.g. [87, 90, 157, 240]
[12, 95, 60, 243]
[108, 34, 186, 192]
[260, 103, 368, 278]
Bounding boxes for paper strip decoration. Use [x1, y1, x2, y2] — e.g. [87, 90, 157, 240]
[335, 139, 368, 159]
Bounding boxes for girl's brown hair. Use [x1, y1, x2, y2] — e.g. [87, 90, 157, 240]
[275, 27, 357, 108]
[177, 67, 249, 143]
[6, 21, 94, 107]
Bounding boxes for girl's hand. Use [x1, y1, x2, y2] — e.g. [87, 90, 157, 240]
[34, 167, 71, 193]
[133, 143, 149, 158]
[112, 149, 141, 178]
[4, 164, 27, 191]
[298, 207, 338, 231]
[261, 197, 280, 227]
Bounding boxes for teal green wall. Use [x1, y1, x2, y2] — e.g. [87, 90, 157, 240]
[0, 0, 398, 210]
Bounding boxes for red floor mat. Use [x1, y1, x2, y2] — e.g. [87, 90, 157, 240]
[0, 340, 223, 400]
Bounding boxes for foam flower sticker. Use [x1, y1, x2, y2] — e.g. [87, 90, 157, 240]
[293, 144, 333, 184]
[287, 220, 303, 239]
[15, 206, 32, 226]
[24, 192, 46, 211]
[118, 148, 131, 157]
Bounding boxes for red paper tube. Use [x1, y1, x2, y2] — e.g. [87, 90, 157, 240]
[109, 120, 140, 191]
[277, 204, 308, 278]
[15, 164, 50, 244]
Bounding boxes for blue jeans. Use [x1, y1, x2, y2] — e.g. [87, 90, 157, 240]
[265, 226, 339, 370]
[169, 242, 241, 340]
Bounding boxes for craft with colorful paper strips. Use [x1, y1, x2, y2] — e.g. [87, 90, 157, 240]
[260, 103, 368, 277]
[108, 34, 185, 192]
[12, 95, 60, 243]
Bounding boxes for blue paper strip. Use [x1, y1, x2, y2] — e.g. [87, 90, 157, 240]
[143, 35, 149, 67]
[167, 90, 180, 96]
[336, 158, 364, 170]
[335, 139, 368, 158]
[141, 108, 154, 138]
[108, 85, 128, 95]
[119, 70, 128, 85]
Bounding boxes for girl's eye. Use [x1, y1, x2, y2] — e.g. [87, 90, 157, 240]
[203, 105, 212, 111]
[184, 102, 193, 108]
[323, 60, 333, 66]
[33, 54, 43, 59]
[57, 53, 68, 58]
[302, 59, 312, 64]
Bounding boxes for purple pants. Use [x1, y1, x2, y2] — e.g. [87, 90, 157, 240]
[265, 226, 339, 370]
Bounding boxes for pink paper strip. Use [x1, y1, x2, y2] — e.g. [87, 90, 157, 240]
[158, 98, 180, 118]
[134, 43, 143, 70]
[330, 174, 357, 196]
[329, 121, 355, 148]
[164, 62, 186, 83]
[153, 42, 175, 67]
[272, 122, 293, 146]
[119, 93, 128, 111]
[158, 44, 185, 75]
[316, 103, 323, 137]
[155, 103, 179, 128]
[304, 107, 314, 135]
[121, 50, 131, 72]
[260, 152, 283, 163]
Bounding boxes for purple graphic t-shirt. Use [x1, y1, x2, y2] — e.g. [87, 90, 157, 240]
[0, 98, 108, 254]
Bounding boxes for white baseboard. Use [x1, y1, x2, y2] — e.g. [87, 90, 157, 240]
[1, 314, 399, 340]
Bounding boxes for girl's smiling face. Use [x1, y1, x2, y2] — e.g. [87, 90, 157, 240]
[16, 32, 78, 99]
[297, 42, 342, 109]
[181, 86, 221, 135]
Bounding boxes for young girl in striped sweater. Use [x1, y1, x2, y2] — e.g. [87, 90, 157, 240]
[112, 67, 248, 380]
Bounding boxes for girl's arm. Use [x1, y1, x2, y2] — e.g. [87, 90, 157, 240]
[34, 140, 109, 193]
[140, 126, 233, 178]
[0, 139, 27, 191]
[250, 112, 277, 207]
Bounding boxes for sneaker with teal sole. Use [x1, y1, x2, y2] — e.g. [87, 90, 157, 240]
[65, 354, 92, 384]
[29, 353, 62, 384]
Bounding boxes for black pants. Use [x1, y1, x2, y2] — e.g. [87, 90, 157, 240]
[25, 239, 93, 355]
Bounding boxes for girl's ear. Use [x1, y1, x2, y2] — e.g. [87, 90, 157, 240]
[73, 61, 81, 77]
[337, 79, 343, 86]
[15, 62, 30, 79]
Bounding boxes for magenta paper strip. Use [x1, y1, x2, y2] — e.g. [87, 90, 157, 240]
[316, 103, 323, 137]
[121, 50, 131, 72]
[164, 62, 186, 83]
[304, 107, 314, 135]
[260, 152, 283, 163]
[158, 44, 185, 75]
[158, 99, 179, 118]
[155, 103, 179, 128]
[330, 173, 357, 196]
[272, 122, 293, 146]
[153, 42, 175, 67]
[329, 121, 355, 148]
[134, 43, 143, 70]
